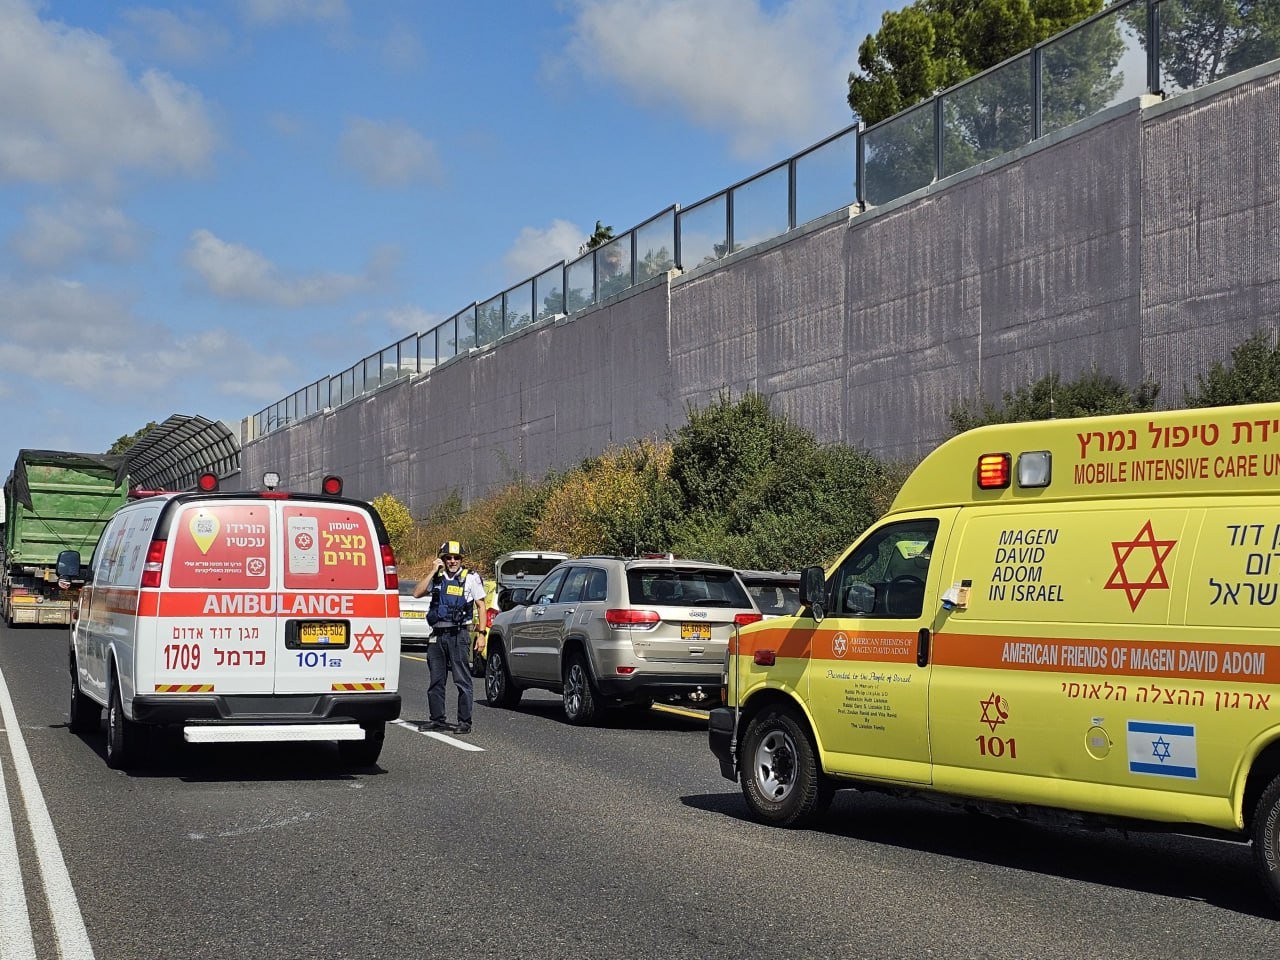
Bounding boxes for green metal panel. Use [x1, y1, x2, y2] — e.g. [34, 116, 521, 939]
[4, 453, 128, 566]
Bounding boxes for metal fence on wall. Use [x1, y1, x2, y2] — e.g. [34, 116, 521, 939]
[251, 0, 1276, 440]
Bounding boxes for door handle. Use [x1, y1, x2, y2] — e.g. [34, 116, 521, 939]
[562, 608, 575, 616]
[533, 607, 546, 616]
[916, 628, 931, 667]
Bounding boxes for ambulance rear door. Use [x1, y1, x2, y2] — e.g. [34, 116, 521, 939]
[273, 501, 397, 696]
[152, 499, 279, 696]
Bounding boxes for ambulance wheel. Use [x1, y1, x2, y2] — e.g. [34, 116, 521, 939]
[339, 722, 385, 767]
[106, 681, 146, 770]
[1251, 775, 1280, 908]
[485, 644, 522, 708]
[562, 653, 600, 725]
[741, 705, 832, 827]
[68, 661, 99, 735]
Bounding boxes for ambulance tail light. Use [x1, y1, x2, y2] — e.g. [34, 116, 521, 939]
[977, 453, 1012, 489]
[196, 472, 219, 492]
[140, 540, 167, 588]
[381, 543, 398, 590]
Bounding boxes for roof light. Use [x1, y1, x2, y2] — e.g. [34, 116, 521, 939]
[977, 453, 1011, 489]
[605, 608, 660, 627]
[322, 475, 343, 496]
[196, 472, 219, 492]
[1017, 450, 1052, 488]
[140, 539, 167, 588]
[734, 612, 764, 627]
[381, 542, 398, 590]
[262, 471, 280, 490]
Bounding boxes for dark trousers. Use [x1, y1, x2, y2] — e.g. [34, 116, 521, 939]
[427, 627, 473, 724]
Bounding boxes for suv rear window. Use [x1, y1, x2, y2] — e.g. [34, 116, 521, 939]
[626, 568, 750, 607]
[498, 557, 563, 582]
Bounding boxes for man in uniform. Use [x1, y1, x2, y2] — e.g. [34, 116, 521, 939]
[414, 540, 487, 733]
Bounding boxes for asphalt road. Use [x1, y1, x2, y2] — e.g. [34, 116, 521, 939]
[1, 623, 1277, 960]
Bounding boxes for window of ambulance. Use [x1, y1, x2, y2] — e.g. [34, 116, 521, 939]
[829, 520, 939, 619]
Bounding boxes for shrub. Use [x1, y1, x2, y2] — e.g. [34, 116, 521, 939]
[370, 494, 414, 556]
[948, 370, 1160, 434]
[1186, 332, 1280, 407]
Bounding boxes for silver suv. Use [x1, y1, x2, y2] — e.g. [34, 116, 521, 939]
[484, 556, 760, 724]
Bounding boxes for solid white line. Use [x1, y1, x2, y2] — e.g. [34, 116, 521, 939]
[0, 723, 37, 960]
[391, 719, 485, 752]
[0, 667, 95, 960]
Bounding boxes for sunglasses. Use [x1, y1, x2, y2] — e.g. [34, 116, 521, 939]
[442, 554, 461, 560]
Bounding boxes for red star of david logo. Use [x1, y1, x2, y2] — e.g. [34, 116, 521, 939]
[295, 532, 314, 550]
[979, 692, 1008, 732]
[352, 625, 384, 662]
[1104, 520, 1177, 611]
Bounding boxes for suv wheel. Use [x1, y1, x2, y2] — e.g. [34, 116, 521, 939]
[485, 643, 522, 708]
[740, 705, 832, 827]
[562, 653, 601, 725]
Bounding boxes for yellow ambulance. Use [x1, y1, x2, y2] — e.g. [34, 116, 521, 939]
[709, 401, 1280, 906]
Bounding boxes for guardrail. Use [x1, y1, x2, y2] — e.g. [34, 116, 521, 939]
[250, 0, 1274, 439]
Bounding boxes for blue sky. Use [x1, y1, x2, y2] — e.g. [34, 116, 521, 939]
[0, 0, 884, 464]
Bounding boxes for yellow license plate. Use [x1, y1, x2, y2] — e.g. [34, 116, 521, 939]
[402, 610, 427, 619]
[681, 623, 711, 641]
[300, 621, 347, 645]
[9, 596, 36, 604]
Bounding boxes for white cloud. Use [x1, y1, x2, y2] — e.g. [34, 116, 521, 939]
[184, 229, 374, 307]
[565, 0, 861, 158]
[386, 305, 440, 334]
[0, 0, 217, 187]
[382, 26, 425, 72]
[11, 201, 143, 268]
[340, 117, 443, 188]
[0, 277, 295, 402]
[503, 219, 585, 280]
[239, 0, 347, 26]
[114, 7, 231, 65]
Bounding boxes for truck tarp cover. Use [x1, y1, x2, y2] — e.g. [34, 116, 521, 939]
[4, 450, 127, 563]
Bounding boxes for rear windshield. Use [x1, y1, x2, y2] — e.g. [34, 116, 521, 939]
[399, 580, 418, 596]
[745, 582, 803, 617]
[626, 568, 751, 608]
[499, 557, 563, 582]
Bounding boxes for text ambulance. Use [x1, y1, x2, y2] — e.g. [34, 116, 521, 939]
[709, 402, 1280, 906]
[60, 476, 401, 769]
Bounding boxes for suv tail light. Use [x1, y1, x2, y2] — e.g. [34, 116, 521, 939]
[734, 612, 764, 627]
[605, 608, 660, 627]
[140, 540, 167, 588]
[381, 543, 398, 590]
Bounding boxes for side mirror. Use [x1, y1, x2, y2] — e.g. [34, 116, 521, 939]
[56, 550, 84, 582]
[800, 565, 826, 623]
[510, 587, 531, 607]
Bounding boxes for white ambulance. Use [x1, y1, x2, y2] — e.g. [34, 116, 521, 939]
[59, 474, 401, 769]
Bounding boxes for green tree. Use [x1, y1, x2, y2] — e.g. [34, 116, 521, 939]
[107, 421, 158, 455]
[1156, 0, 1280, 93]
[579, 220, 614, 255]
[370, 493, 415, 555]
[848, 0, 1104, 126]
[948, 369, 1160, 433]
[1185, 332, 1280, 407]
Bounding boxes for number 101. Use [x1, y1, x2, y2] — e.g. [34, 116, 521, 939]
[976, 735, 1017, 758]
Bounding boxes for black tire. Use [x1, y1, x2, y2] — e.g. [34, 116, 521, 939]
[105, 678, 146, 770]
[339, 722, 385, 767]
[485, 642, 522, 708]
[740, 705, 833, 827]
[562, 652, 601, 725]
[68, 660, 100, 735]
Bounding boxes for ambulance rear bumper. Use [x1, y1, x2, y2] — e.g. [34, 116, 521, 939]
[130, 693, 400, 726]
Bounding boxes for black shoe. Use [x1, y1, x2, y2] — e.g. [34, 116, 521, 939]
[418, 719, 453, 732]
[454, 722, 472, 735]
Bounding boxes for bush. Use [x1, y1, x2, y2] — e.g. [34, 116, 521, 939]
[948, 370, 1160, 433]
[370, 494, 414, 556]
[1186, 332, 1280, 407]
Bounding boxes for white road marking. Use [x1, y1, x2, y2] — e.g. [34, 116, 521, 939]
[0, 723, 37, 960]
[392, 719, 485, 752]
[0, 667, 95, 960]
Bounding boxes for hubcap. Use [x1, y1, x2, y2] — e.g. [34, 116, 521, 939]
[565, 664, 584, 716]
[754, 727, 797, 801]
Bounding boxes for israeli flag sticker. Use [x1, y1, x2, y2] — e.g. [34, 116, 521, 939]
[1127, 720, 1197, 779]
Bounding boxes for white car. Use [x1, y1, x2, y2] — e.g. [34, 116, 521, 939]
[398, 580, 432, 644]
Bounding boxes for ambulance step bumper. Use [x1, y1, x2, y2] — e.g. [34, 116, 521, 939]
[184, 723, 367, 743]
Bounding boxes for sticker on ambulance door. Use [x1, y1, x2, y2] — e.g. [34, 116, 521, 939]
[168, 504, 273, 588]
[282, 506, 378, 589]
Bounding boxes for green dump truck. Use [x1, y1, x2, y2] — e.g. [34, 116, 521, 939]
[2, 450, 129, 627]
